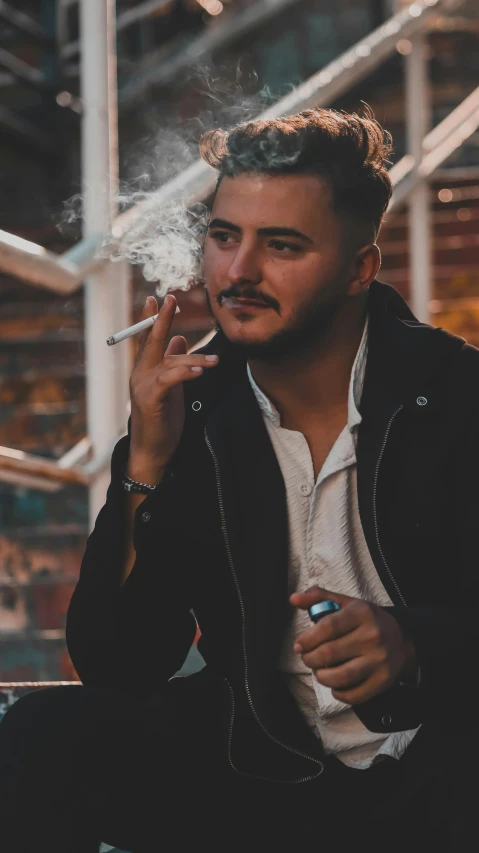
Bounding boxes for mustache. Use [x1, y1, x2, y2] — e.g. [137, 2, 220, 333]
[217, 288, 280, 312]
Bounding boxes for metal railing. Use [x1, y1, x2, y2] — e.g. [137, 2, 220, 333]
[0, 0, 476, 503]
[60, 0, 174, 61]
[0, 230, 103, 294]
[0, 431, 129, 492]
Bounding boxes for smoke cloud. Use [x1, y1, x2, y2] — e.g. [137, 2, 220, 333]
[61, 63, 277, 299]
[108, 195, 209, 298]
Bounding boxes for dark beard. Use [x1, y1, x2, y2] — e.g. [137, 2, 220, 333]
[205, 286, 349, 363]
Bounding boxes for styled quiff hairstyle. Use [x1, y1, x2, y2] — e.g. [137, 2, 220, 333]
[200, 108, 393, 237]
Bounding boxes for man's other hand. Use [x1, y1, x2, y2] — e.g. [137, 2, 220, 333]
[290, 586, 417, 706]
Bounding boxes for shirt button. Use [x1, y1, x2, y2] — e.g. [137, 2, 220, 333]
[382, 714, 392, 726]
[298, 483, 312, 497]
[141, 511, 151, 523]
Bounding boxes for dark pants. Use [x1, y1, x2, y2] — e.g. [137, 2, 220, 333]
[0, 683, 475, 853]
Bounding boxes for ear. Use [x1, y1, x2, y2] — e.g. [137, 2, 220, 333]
[347, 243, 381, 297]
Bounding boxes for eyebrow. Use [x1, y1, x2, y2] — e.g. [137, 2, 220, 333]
[208, 218, 314, 244]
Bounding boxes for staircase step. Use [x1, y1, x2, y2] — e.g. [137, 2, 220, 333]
[0, 530, 85, 585]
[0, 401, 82, 416]
[0, 634, 75, 681]
[4, 523, 88, 540]
[380, 233, 479, 260]
[0, 315, 83, 343]
[0, 483, 88, 529]
[0, 298, 83, 319]
[0, 345, 86, 379]
[0, 376, 84, 406]
[0, 408, 85, 456]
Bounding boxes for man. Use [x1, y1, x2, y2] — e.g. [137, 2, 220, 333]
[0, 108, 478, 852]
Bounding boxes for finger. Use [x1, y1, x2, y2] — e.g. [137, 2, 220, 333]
[290, 586, 354, 611]
[331, 669, 387, 706]
[294, 606, 362, 653]
[136, 296, 158, 362]
[313, 657, 373, 693]
[164, 335, 187, 358]
[140, 293, 178, 370]
[160, 353, 219, 372]
[155, 363, 215, 391]
[299, 630, 365, 671]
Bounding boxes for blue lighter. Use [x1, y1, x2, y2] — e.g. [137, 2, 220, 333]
[308, 601, 340, 624]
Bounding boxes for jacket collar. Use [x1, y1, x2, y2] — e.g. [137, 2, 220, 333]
[361, 279, 465, 413]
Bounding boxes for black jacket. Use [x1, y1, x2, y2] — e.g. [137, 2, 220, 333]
[67, 280, 479, 782]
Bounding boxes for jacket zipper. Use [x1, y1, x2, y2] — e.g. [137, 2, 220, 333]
[205, 428, 324, 783]
[372, 404, 408, 608]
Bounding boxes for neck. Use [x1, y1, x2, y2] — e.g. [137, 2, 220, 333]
[248, 293, 368, 429]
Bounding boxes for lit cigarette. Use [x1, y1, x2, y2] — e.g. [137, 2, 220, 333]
[106, 305, 180, 346]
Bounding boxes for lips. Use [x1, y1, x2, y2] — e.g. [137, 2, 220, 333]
[222, 297, 270, 309]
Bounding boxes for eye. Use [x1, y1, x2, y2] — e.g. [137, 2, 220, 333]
[210, 231, 234, 244]
[269, 240, 302, 253]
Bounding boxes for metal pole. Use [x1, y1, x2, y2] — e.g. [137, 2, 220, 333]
[405, 32, 431, 324]
[80, 0, 131, 529]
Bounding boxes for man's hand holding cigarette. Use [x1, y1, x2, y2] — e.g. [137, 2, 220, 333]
[127, 293, 219, 487]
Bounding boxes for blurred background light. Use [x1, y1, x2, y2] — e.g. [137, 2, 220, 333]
[396, 39, 413, 55]
[196, 0, 224, 15]
[438, 188, 454, 202]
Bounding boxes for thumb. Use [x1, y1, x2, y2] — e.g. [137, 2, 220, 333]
[289, 586, 354, 611]
[164, 335, 187, 357]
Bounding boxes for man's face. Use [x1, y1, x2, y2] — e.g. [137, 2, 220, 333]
[203, 172, 366, 360]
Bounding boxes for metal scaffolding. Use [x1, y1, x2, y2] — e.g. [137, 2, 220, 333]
[80, 0, 131, 525]
[405, 32, 432, 323]
[0, 0, 477, 510]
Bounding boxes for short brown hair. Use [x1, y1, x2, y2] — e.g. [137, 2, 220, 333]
[200, 108, 393, 236]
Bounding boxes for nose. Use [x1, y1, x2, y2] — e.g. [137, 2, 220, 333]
[227, 244, 262, 287]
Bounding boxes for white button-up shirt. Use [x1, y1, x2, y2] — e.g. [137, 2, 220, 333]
[247, 317, 420, 769]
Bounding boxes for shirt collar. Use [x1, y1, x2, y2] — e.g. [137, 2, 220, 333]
[247, 314, 369, 433]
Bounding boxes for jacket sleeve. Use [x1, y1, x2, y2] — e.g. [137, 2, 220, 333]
[353, 402, 479, 733]
[66, 432, 197, 691]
